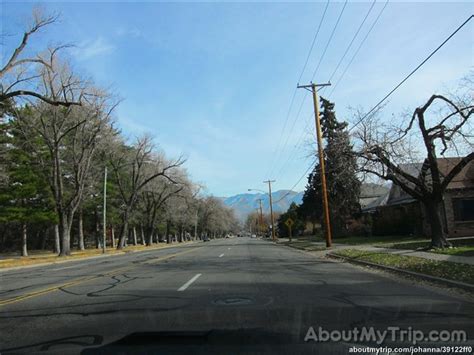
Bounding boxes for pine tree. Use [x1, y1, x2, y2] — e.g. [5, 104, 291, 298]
[298, 97, 360, 237]
[299, 166, 323, 234]
[0, 116, 57, 256]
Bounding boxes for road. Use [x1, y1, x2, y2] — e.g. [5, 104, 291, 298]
[0, 238, 473, 354]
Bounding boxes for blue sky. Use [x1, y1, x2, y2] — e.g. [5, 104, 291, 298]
[3, 1, 473, 197]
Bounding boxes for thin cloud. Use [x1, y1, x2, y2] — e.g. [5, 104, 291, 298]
[73, 37, 115, 61]
[116, 27, 141, 38]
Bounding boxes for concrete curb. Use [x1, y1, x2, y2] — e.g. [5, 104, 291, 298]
[0, 241, 197, 273]
[327, 253, 474, 292]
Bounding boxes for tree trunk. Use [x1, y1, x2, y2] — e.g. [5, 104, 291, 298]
[423, 200, 451, 248]
[133, 227, 138, 246]
[166, 220, 171, 244]
[59, 215, 72, 256]
[117, 210, 129, 250]
[111, 226, 116, 248]
[146, 226, 154, 246]
[21, 223, 28, 257]
[78, 209, 85, 251]
[141, 226, 146, 245]
[54, 224, 61, 254]
[95, 210, 100, 249]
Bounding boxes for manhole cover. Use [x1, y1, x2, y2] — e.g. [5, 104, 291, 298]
[213, 297, 254, 306]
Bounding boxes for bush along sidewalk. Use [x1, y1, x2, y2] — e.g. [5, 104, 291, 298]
[330, 249, 474, 290]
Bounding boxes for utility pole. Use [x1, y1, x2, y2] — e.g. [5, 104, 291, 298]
[297, 82, 332, 248]
[194, 209, 198, 241]
[102, 166, 107, 253]
[257, 198, 264, 236]
[264, 180, 276, 242]
[255, 208, 260, 236]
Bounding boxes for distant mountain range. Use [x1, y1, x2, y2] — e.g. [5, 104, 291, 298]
[220, 190, 303, 221]
[221, 183, 391, 221]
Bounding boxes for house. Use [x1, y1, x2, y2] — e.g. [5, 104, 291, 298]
[359, 183, 390, 211]
[436, 158, 474, 237]
[363, 158, 474, 237]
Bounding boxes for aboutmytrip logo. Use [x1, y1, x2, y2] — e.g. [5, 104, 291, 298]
[304, 326, 467, 345]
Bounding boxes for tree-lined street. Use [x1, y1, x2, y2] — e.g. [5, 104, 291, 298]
[2, 4, 473, 354]
[1, 238, 473, 354]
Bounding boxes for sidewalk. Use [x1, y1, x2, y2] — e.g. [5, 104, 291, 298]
[355, 246, 474, 265]
[277, 237, 474, 265]
[277, 236, 474, 290]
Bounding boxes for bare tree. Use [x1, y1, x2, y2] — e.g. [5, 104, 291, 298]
[108, 135, 185, 249]
[355, 80, 473, 248]
[138, 169, 188, 246]
[14, 59, 117, 255]
[1, 9, 81, 110]
[197, 196, 237, 239]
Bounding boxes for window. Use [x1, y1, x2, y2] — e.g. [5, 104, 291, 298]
[452, 198, 474, 221]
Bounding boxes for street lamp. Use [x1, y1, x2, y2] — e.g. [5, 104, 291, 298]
[248, 184, 276, 241]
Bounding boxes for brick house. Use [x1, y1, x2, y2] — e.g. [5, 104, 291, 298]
[362, 158, 474, 237]
[436, 158, 474, 237]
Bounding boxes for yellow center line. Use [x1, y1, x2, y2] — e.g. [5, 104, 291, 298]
[0, 246, 202, 307]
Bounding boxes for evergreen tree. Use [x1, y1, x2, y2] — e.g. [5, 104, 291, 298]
[0, 118, 57, 256]
[298, 166, 323, 234]
[298, 97, 360, 237]
[277, 202, 305, 237]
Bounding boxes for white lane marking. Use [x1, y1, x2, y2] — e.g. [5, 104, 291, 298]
[219, 253, 224, 258]
[178, 273, 202, 291]
[228, 247, 231, 250]
[51, 265, 78, 271]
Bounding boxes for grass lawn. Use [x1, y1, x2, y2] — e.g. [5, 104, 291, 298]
[389, 238, 474, 257]
[333, 249, 474, 284]
[333, 235, 427, 246]
[286, 234, 427, 246]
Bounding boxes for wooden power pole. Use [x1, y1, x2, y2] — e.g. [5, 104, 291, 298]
[257, 198, 264, 236]
[264, 180, 276, 241]
[297, 82, 332, 248]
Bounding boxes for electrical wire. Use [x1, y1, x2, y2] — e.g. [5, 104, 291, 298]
[348, 14, 473, 132]
[265, 1, 330, 179]
[326, 0, 377, 84]
[311, 0, 349, 81]
[327, 0, 389, 99]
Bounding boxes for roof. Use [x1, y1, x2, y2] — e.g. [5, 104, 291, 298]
[436, 157, 474, 190]
[388, 158, 474, 204]
[361, 191, 390, 213]
[360, 183, 390, 198]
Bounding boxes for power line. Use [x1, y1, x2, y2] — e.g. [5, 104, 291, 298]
[311, 0, 348, 80]
[349, 14, 473, 132]
[275, 112, 314, 178]
[326, 0, 377, 84]
[297, 0, 331, 84]
[269, 94, 308, 177]
[277, 1, 377, 178]
[328, 0, 389, 98]
[271, 1, 348, 178]
[274, 159, 316, 204]
[275, 1, 371, 188]
[265, 1, 331, 179]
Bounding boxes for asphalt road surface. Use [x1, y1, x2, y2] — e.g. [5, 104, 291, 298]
[0, 238, 473, 354]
